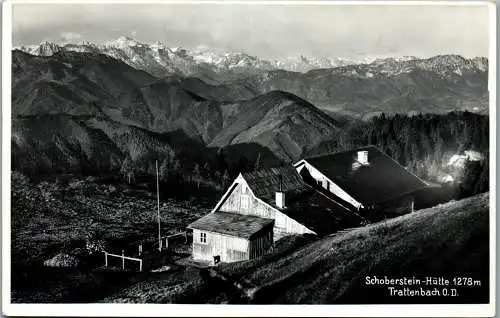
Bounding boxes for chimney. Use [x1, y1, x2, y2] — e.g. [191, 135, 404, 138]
[357, 150, 369, 165]
[275, 175, 286, 208]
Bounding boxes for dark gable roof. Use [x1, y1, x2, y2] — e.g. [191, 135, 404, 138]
[242, 167, 309, 206]
[187, 212, 274, 239]
[280, 189, 365, 235]
[304, 146, 428, 206]
[242, 167, 365, 235]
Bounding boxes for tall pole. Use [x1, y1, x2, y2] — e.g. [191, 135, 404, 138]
[156, 160, 161, 252]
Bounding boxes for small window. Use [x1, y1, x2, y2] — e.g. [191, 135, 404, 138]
[199, 232, 207, 244]
[242, 184, 247, 194]
[241, 195, 249, 209]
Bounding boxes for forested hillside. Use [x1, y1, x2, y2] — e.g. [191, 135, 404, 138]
[308, 111, 489, 199]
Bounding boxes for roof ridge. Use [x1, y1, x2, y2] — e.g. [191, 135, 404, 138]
[242, 166, 302, 182]
[311, 187, 369, 224]
[299, 145, 429, 205]
[378, 148, 429, 187]
[303, 144, 379, 160]
[302, 183, 351, 212]
[243, 165, 295, 174]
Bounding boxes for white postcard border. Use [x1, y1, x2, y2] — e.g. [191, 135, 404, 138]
[2, 0, 496, 317]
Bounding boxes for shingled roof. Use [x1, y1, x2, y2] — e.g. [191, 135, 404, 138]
[187, 212, 274, 239]
[303, 146, 428, 206]
[242, 167, 309, 207]
[242, 167, 365, 235]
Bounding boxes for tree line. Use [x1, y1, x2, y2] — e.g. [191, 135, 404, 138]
[15, 111, 488, 201]
[119, 148, 262, 198]
[308, 111, 489, 199]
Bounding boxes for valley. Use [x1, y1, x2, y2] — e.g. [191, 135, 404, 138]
[11, 48, 489, 169]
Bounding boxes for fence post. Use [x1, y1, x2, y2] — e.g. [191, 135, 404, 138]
[139, 259, 142, 272]
[139, 243, 142, 256]
[105, 251, 108, 267]
[165, 237, 169, 250]
[122, 249, 125, 270]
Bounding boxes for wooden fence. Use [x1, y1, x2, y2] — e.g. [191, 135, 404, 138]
[104, 250, 143, 271]
[162, 232, 188, 249]
[102, 231, 191, 271]
[150, 231, 189, 251]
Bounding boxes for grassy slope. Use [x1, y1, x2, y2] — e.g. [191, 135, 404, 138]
[103, 193, 489, 304]
[102, 235, 317, 303]
[11, 173, 211, 266]
[242, 192, 489, 304]
[11, 171, 489, 304]
[10, 173, 214, 303]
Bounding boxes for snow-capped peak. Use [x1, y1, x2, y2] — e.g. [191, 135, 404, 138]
[13, 37, 488, 81]
[76, 40, 97, 47]
[150, 41, 167, 50]
[22, 41, 62, 56]
[105, 36, 140, 48]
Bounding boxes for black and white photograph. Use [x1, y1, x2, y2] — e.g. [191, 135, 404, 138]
[2, 0, 496, 316]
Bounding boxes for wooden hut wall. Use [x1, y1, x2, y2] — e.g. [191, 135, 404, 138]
[217, 182, 314, 240]
[192, 229, 250, 263]
[249, 227, 274, 259]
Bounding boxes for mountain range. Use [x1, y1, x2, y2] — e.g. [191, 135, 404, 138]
[11, 49, 342, 171]
[16, 37, 417, 82]
[11, 40, 489, 174]
[237, 55, 489, 117]
[16, 39, 489, 117]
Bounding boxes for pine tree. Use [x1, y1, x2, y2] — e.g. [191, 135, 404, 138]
[214, 170, 222, 184]
[222, 170, 231, 188]
[193, 163, 201, 188]
[215, 148, 228, 173]
[173, 157, 182, 172]
[120, 156, 135, 184]
[474, 160, 489, 194]
[146, 160, 156, 177]
[159, 158, 169, 183]
[254, 153, 262, 172]
[202, 161, 211, 178]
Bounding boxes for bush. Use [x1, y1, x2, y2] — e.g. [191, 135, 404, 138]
[44, 253, 79, 268]
[85, 227, 106, 254]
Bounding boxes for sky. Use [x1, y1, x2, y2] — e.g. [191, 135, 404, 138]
[12, 3, 491, 59]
